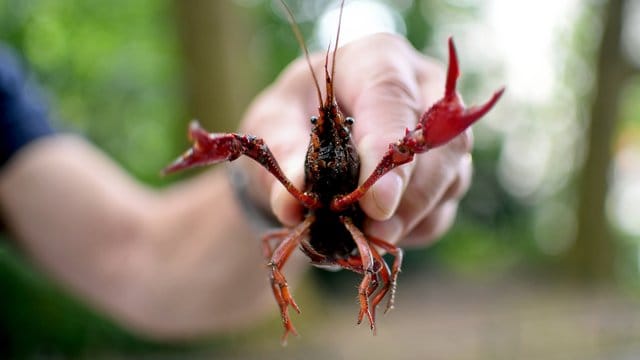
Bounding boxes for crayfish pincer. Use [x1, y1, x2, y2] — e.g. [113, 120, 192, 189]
[164, 0, 504, 344]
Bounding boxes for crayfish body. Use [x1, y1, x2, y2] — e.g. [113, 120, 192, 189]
[164, 0, 504, 344]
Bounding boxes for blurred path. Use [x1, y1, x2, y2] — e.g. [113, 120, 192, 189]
[213, 271, 640, 360]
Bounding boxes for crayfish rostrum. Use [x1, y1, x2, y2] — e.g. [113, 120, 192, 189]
[164, 0, 504, 343]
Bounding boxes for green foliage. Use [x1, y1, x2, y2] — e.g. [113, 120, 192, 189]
[0, 0, 184, 184]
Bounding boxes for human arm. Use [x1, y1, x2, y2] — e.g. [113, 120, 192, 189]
[0, 136, 298, 339]
[0, 47, 302, 339]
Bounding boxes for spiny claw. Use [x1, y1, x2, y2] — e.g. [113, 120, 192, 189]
[444, 36, 460, 99]
[415, 37, 505, 150]
[162, 120, 244, 175]
[187, 119, 211, 144]
[461, 87, 506, 124]
[417, 85, 505, 150]
[330, 37, 504, 212]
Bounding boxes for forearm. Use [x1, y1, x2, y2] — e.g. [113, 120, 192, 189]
[0, 135, 305, 339]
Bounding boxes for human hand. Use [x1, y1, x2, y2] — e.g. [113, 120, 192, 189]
[238, 33, 473, 248]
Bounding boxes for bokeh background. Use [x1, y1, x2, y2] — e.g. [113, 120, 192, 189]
[1, 0, 640, 358]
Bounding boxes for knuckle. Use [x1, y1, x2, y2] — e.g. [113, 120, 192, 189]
[368, 71, 419, 104]
[442, 173, 465, 202]
[439, 153, 473, 202]
[401, 200, 458, 247]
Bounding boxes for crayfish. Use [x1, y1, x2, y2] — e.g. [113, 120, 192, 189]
[164, 0, 504, 343]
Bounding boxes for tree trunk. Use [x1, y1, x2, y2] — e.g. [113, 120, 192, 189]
[174, 0, 261, 131]
[568, 0, 626, 280]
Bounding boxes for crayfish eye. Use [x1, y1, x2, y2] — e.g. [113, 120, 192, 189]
[310, 116, 318, 125]
[345, 117, 355, 125]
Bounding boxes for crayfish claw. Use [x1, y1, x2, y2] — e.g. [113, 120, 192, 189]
[414, 37, 505, 150]
[461, 86, 506, 125]
[162, 122, 245, 175]
[445, 36, 460, 99]
[187, 120, 209, 144]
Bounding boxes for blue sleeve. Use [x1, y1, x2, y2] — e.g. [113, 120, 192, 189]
[0, 46, 55, 168]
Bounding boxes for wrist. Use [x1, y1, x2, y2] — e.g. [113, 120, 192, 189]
[227, 163, 281, 231]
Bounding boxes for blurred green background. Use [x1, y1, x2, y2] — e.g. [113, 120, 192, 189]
[1, 0, 640, 358]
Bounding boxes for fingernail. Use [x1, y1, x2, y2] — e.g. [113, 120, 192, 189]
[367, 217, 403, 243]
[371, 172, 403, 220]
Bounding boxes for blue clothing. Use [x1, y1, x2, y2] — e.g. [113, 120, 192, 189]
[0, 47, 54, 167]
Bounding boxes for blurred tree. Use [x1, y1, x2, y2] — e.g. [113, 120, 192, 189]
[174, 0, 262, 131]
[567, 0, 638, 280]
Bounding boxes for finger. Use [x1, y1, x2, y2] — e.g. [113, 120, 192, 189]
[400, 200, 459, 247]
[364, 134, 473, 243]
[440, 149, 473, 202]
[239, 77, 314, 225]
[334, 34, 427, 221]
[399, 152, 472, 247]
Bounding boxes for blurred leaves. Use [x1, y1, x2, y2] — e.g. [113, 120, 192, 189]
[0, 0, 184, 183]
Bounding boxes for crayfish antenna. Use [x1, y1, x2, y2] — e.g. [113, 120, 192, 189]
[278, 0, 323, 107]
[328, 0, 345, 101]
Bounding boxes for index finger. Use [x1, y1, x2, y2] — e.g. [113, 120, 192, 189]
[333, 34, 443, 221]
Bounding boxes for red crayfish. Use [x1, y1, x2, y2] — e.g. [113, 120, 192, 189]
[164, 0, 504, 343]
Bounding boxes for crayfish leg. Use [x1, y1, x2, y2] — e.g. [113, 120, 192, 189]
[336, 216, 404, 333]
[333, 249, 387, 334]
[261, 228, 290, 259]
[164, 121, 321, 210]
[340, 216, 379, 331]
[369, 236, 403, 314]
[266, 215, 314, 345]
[357, 272, 376, 331]
[367, 244, 390, 329]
